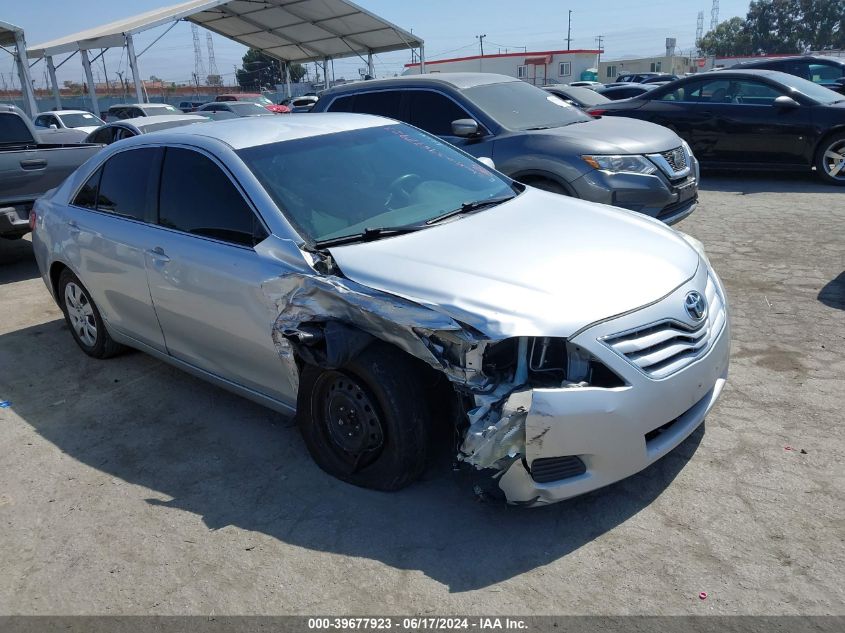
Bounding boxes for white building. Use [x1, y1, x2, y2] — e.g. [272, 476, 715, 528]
[403, 49, 602, 85]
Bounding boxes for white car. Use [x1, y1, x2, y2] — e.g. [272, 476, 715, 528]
[33, 110, 105, 143]
[31, 115, 730, 506]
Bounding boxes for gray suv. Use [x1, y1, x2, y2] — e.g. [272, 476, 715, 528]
[312, 73, 700, 224]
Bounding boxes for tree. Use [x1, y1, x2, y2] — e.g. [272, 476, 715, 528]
[699, 0, 844, 56]
[236, 49, 306, 90]
[699, 17, 754, 56]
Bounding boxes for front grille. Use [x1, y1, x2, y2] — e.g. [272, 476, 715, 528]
[602, 274, 727, 379]
[530, 456, 587, 483]
[661, 146, 688, 172]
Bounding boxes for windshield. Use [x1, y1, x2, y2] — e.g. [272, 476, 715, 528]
[229, 102, 272, 115]
[238, 124, 515, 244]
[463, 80, 592, 130]
[59, 112, 104, 128]
[775, 73, 844, 104]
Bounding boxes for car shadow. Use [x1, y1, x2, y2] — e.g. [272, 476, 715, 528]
[818, 272, 845, 310]
[0, 238, 40, 285]
[0, 319, 704, 593]
[698, 170, 835, 194]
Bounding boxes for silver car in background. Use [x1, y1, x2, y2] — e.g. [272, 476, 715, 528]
[31, 115, 729, 506]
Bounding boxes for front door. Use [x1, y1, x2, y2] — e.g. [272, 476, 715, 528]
[143, 146, 293, 402]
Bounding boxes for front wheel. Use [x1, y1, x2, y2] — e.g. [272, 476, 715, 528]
[816, 133, 845, 185]
[297, 342, 430, 491]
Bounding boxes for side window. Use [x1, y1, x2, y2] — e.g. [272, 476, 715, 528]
[731, 80, 783, 105]
[809, 63, 843, 82]
[72, 168, 102, 209]
[659, 81, 705, 102]
[130, 108, 144, 118]
[351, 90, 402, 119]
[97, 148, 159, 220]
[88, 127, 115, 144]
[34, 115, 48, 128]
[407, 91, 473, 136]
[158, 148, 263, 247]
[327, 95, 355, 112]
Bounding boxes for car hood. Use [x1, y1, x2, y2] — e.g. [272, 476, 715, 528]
[524, 115, 679, 154]
[329, 188, 699, 339]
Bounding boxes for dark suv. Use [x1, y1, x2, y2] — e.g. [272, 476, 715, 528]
[729, 56, 845, 94]
[311, 73, 700, 224]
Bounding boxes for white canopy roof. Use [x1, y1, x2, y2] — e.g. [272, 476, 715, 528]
[0, 19, 24, 47]
[27, 0, 423, 62]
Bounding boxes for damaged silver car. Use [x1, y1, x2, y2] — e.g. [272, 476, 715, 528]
[31, 115, 730, 506]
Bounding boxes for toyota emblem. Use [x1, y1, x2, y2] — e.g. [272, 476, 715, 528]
[684, 291, 707, 321]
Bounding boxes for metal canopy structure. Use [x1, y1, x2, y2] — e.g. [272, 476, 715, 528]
[0, 21, 38, 117]
[26, 0, 424, 115]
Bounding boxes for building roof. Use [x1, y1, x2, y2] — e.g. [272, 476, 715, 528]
[28, 0, 422, 63]
[405, 49, 601, 68]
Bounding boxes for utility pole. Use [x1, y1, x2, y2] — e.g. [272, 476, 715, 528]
[710, 0, 720, 32]
[476, 34, 487, 57]
[567, 10, 572, 50]
[595, 35, 604, 63]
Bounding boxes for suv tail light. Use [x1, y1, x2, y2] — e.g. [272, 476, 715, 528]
[28, 209, 37, 232]
[587, 108, 606, 117]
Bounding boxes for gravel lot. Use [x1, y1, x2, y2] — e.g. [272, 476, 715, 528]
[0, 172, 843, 616]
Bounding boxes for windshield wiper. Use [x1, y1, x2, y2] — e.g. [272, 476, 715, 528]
[314, 223, 427, 248]
[426, 195, 516, 225]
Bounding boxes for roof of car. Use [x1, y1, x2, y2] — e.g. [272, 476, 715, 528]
[732, 55, 845, 66]
[322, 72, 519, 96]
[35, 109, 94, 116]
[136, 112, 392, 150]
[108, 103, 176, 109]
[108, 114, 207, 129]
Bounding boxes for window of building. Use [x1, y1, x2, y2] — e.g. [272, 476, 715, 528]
[517, 65, 528, 79]
[650, 61, 662, 72]
[158, 148, 264, 247]
[606, 65, 617, 78]
[558, 62, 571, 77]
[96, 148, 159, 221]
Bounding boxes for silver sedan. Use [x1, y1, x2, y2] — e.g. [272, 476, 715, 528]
[31, 115, 730, 505]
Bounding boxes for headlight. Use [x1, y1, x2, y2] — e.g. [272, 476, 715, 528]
[678, 231, 711, 266]
[581, 154, 658, 175]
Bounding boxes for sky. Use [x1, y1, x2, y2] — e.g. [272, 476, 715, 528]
[0, 0, 753, 91]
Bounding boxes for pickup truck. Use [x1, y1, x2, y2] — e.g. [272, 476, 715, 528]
[1, 104, 102, 239]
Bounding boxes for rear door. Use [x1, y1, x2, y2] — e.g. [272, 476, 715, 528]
[64, 147, 167, 351]
[144, 146, 292, 401]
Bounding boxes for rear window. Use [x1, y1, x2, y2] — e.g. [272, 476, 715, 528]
[0, 112, 36, 144]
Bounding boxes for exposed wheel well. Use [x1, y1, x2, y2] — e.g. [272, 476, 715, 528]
[49, 261, 69, 301]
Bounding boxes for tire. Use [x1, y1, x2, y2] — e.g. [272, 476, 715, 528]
[815, 132, 845, 186]
[526, 178, 571, 196]
[57, 268, 123, 359]
[297, 342, 430, 491]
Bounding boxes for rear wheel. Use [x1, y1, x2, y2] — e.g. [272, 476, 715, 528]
[816, 132, 845, 185]
[58, 269, 123, 358]
[297, 342, 430, 491]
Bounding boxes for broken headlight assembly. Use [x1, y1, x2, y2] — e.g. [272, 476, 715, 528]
[482, 337, 625, 388]
[581, 154, 658, 175]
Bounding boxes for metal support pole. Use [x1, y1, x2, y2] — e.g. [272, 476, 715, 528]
[323, 57, 330, 90]
[12, 30, 38, 117]
[367, 51, 374, 78]
[80, 49, 99, 116]
[46, 56, 61, 109]
[419, 44, 426, 74]
[285, 62, 291, 99]
[126, 33, 144, 103]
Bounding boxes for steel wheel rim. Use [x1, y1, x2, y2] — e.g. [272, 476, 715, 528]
[65, 282, 97, 347]
[822, 140, 845, 180]
[319, 371, 384, 463]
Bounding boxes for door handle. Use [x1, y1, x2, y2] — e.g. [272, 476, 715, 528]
[20, 159, 48, 170]
[146, 246, 170, 263]
[67, 220, 80, 236]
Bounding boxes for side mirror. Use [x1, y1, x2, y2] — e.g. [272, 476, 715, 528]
[477, 156, 496, 170]
[773, 95, 800, 109]
[451, 118, 480, 138]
